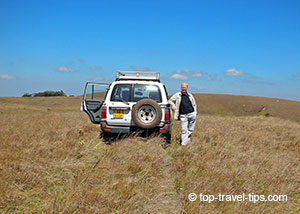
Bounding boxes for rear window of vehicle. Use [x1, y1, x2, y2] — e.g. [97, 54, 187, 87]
[110, 84, 131, 102]
[110, 84, 162, 102]
[133, 84, 162, 102]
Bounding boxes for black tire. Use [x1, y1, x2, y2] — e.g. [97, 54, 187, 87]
[100, 132, 113, 143]
[163, 134, 171, 144]
[132, 99, 162, 129]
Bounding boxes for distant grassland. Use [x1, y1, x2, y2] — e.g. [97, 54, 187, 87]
[2, 93, 298, 121]
[0, 94, 300, 213]
[194, 94, 300, 122]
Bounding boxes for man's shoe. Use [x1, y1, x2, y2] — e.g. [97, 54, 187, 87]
[181, 140, 191, 146]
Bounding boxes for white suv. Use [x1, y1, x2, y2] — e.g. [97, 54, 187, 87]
[81, 71, 171, 142]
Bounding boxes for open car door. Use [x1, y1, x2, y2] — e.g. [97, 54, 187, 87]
[81, 82, 110, 124]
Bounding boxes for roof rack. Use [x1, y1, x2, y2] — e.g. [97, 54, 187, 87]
[116, 71, 160, 81]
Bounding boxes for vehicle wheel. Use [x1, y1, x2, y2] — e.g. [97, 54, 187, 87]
[100, 132, 112, 143]
[164, 134, 171, 144]
[132, 99, 162, 129]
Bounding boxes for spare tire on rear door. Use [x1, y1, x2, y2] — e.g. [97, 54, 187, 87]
[132, 99, 162, 129]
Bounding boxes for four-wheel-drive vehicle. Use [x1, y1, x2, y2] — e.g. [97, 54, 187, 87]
[81, 71, 171, 142]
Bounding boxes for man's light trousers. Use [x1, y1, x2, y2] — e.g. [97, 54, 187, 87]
[180, 112, 197, 146]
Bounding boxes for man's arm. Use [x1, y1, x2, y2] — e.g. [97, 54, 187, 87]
[189, 93, 197, 113]
[168, 93, 178, 110]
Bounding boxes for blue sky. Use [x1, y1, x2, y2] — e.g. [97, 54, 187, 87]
[0, 0, 300, 101]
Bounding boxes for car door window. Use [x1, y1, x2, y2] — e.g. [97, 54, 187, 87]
[85, 84, 108, 100]
[110, 84, 132, 102]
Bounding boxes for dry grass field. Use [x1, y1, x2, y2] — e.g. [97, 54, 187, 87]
[194, 94, 300, 123]
[0, 95, 300, 213]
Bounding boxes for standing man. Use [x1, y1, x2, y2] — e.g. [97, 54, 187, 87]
[168, 82, 197, 146]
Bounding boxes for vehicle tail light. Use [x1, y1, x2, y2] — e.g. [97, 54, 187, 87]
[164, 109, 170, 121]
[101, 106, 107, 118]
[160, 125, 168, 132]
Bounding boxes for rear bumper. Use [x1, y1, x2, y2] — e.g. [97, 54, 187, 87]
[100, 122, 171, 135]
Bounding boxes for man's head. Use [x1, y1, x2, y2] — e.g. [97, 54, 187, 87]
[181, 82, 188, 94]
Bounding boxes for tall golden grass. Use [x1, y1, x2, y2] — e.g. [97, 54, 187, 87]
[0, 96, 299, 213]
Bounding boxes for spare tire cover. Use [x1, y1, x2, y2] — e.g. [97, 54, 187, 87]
[132, 99, 162, 129]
